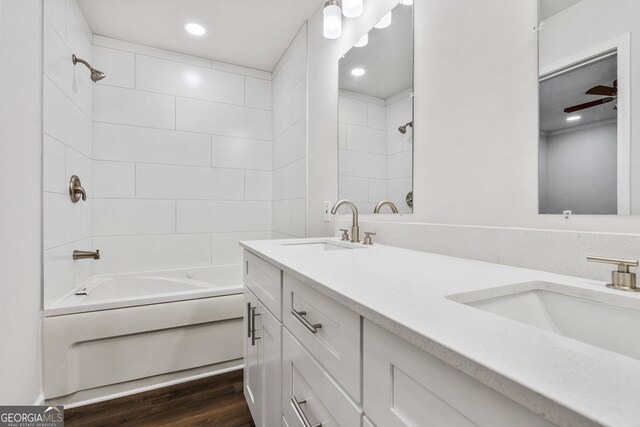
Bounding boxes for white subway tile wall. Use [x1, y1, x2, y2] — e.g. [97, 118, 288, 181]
[338, 89, 413, 214]
[43, 0, 94, 306]
[91, 36, 275, 275]
[271, 25, 308, 237]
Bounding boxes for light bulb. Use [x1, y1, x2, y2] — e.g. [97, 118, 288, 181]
[342, 0, 363, 18]
[374, 12, 392, 29]
[354, 33, 368, 48]
[401, 0, 413, 5]
[323, 1, 342, 39]
[351, 68, 365, 77]
[185, 23, 206, 36]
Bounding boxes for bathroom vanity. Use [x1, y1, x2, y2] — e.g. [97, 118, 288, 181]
[242, 238, 640, 427]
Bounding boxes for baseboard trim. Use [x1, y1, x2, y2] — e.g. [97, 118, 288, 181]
[48, 361, 243, 409]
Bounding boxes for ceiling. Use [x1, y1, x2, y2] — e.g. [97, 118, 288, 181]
[77, 0, 320, 72]
[540, 55, 617, 133]
[540, 0, 584, 21]
[338, 3, 413, 100]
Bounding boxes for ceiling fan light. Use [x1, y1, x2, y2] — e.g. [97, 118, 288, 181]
[324, 0, 342, 39]
[342, 0, 363, 18]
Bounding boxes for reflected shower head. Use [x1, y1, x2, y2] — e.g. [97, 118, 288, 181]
[72, 54, 106, 82]
[398, 121, 413, 134]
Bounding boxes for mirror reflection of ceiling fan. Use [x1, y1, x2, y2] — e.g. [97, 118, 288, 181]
[564, 80, 617, 113]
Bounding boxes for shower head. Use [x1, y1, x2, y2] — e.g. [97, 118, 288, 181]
[72, 54, 106, 82]
[398, 121, 413, 134]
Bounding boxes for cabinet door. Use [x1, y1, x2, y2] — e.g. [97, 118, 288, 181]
[363, 320, 556, 427]
[259, 299, 282, 427]
[244, 289, 262, 426]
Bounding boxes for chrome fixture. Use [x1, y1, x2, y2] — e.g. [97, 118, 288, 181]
[339, 228, 350, 241]
[398, 121, 413, 134]
[73, 250, 100, 260]
[406, 191, 414, 208]
[363, 231, 376, 246]
[331, 199, 359, 242]
[291, 308, 322, 334]
[323, 0, 342, 39]
[291, 396, 321, 427]
[587, 256, 639, 292]
[374, 200, 399, 214]
[69, 175, 86, 203]
[72, 54, 106, 82]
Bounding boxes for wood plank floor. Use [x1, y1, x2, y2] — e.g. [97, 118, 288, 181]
[64, 370, 255, 427]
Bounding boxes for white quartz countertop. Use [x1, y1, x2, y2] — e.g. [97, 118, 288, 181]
[240, 237, 640, 427]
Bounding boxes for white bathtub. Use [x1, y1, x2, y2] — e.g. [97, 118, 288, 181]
[43, 265, 244, 405]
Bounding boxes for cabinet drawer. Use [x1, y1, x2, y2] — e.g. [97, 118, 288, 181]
[283, 273, 361, 402]
[244, 250, 282, 321]
[282, 329, 362, 427]
[363, 320, 555, 427]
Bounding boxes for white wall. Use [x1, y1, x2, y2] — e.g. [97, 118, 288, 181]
[271, 24, 308, 238]
[540, 122, 617, 215]
[42, 0, 94, 307]
[0, 0, 43, 404]
[91, 36, 273, 274]
[385, 90, 413, 213]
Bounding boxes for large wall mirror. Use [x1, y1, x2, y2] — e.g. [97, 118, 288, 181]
[337, 2, 414, 215]
[538, 0, 634, 215]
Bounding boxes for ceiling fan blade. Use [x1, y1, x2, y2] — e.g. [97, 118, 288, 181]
[564, 97, 615, 113]
[585, 85, 617, 96]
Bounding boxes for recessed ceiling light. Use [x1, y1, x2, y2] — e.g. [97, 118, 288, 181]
[185, 23, 206, 36]
[374, 12, 392, 29]
[401, 0, 414, 5]
[354, 33, 368, 48]
[351, 67, 365, 77]
[566, 115, 581, 122]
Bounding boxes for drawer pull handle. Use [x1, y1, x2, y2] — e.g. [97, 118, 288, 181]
[291, 396, 322, 427]
[247, 302, 252, 338]
[251, 306, 261, 346]
[291, 309, 322, 334]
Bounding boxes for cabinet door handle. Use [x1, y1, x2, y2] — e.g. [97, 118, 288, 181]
[251, 306, 261, 346]
[247, 302, 252, 338]
[291, 309, 322, 334]
[291, 396, 322, 427]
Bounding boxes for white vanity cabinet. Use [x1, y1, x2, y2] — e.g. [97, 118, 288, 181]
[362, 320, 555, 427]
[243, 252, 283, 427]
[243, 249, 556, 427]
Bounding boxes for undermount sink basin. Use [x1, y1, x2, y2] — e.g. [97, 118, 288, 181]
[282, 241, 363, 252]
[448, 282, 640, 361]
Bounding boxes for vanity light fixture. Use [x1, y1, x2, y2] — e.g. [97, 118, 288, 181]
[566, 115, 582, 122]
[374, 12, 392, 29]
[342, 0, 363, 18]
[323, 0, 343, 39]
[351, 67, 365, 76]
[354, 33, 368, 47]
[185, 22, 206, 36]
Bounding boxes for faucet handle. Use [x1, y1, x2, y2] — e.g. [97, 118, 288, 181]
[339, 229, 349, 241]
[363, 232, 376, 246]
[587, 256, 639, 292]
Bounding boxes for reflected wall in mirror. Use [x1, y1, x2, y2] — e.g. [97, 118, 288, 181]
[338, 2, 413, 215]
[538, 0, 634, 215]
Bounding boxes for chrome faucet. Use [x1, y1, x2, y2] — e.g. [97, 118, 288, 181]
[374, 200, 399, 214]
[331, 199, 360, 242]
[73, 250, 100, 260]
[587, 256, 639, 292]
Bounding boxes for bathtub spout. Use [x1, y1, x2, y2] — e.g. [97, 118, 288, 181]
[73, 250, 100, 260]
